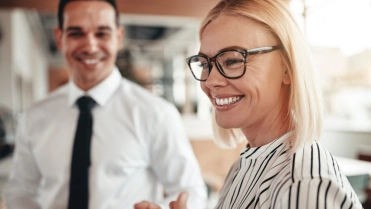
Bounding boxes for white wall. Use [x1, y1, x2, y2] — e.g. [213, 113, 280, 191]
[0, 9, 49, 114]
[320, 130, 371, 159]
[0, 10, 14, 112]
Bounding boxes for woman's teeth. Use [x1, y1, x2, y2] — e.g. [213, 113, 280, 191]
[215, 96, 242, 106]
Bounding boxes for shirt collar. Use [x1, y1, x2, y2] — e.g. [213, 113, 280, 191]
[68, 67, 122, 107]
[240, 130, 294, 159]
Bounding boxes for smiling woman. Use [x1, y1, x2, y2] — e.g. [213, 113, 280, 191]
[136, 0, 362, 209]
[134, 0, 363, 208]
[190, 0, 362, 208]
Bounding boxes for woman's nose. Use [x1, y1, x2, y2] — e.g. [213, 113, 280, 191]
[204, 64, 228, 89]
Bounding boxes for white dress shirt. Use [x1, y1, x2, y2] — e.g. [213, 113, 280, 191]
[5, 68, 207, 209]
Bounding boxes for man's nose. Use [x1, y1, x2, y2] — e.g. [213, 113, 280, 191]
[84, 34, 99, 53]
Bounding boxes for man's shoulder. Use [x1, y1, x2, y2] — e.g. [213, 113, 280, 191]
[118, 78, 174, 109]
[27, 84, 68, 114]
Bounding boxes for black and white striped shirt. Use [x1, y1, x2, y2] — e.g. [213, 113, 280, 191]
[215, 131, 363, 209]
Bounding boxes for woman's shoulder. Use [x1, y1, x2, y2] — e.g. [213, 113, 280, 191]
[279, 141, 357, 196]
[290, 141, 339, 181]
[270, 141, 346, 192]
[271, 142, 362, 208]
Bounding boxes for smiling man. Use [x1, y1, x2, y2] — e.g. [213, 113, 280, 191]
[4, 0, 207, 209]
[55, 0, 121, 91]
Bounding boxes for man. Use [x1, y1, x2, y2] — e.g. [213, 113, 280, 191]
[4, 0, 207, 208]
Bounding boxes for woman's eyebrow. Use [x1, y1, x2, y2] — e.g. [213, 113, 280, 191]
[199, 45, 246, 56]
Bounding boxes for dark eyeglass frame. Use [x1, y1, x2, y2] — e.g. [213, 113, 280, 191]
[186, 45, 282, 81]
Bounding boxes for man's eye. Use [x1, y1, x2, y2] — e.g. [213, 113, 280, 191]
[68, 32, 83, 37]
[96, 32, 110, 38]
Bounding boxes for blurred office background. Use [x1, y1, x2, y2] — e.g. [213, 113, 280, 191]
[1, 0, 371, 208]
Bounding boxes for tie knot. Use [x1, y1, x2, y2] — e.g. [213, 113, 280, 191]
[76, 96, 96, 112]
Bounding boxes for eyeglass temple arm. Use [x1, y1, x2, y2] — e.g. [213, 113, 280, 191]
[246, 46, 282, 55]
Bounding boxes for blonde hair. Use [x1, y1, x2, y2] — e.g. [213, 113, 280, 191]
[201, 0, 324, 152]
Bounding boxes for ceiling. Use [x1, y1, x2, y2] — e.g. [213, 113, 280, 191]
[0, 0, 220, 18]
[0, 0, 292, 17]
[0, 0, 291, 69]
[0, 0, 217, 68]
[37, 12, 202, 67]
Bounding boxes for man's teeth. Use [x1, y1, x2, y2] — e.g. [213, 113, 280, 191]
[215, 96, 242, 106]
[83, 59, 99, 65]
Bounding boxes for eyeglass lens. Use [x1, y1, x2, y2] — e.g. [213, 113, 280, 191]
[189, 51, 245, 80]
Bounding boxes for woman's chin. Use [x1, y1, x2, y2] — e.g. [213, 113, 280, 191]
[216, 119, 236, 130]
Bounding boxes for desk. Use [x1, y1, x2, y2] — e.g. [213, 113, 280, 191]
[336, 156, 371, 203]
[336, 156, 371, 176]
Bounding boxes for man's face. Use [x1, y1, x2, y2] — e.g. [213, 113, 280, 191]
[54, 1, 123, 91]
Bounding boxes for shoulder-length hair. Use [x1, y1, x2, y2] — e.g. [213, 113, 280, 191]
[201, 0, 324, 152]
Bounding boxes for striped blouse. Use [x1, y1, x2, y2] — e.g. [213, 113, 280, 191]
[215, 131, 363, 209]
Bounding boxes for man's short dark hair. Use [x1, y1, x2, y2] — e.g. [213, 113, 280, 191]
[57, 0, 120, 29]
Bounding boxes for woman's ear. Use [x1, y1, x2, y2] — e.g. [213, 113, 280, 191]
[282, 69, 291, 85]
[279, 53, 291, 85]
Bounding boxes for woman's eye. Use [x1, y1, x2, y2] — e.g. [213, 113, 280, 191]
[224, 59, 243, 67]
[199, 62, 209, 69]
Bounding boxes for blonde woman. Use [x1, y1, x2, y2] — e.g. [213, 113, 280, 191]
[135, 0, 362, 208]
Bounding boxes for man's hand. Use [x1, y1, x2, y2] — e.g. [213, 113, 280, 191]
[134, 191, 189, 209]
[169, 192, 188, 209]
[134, 201, 161, 209]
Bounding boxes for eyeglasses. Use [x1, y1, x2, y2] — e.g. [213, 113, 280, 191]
[186, 46, 282, 81]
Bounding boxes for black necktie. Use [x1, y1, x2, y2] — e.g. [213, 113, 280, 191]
[68, 96, 96, 209]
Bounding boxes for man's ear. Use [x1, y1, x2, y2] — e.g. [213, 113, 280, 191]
[54, 27, 63, 51]
[117, 26, 124, 50]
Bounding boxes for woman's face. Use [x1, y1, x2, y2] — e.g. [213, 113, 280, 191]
[200, 15, 291, 133]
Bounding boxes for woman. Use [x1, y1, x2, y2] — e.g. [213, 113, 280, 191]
[135, 0, 362, 208]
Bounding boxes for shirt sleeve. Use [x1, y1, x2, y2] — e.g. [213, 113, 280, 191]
[4, 113, 42, 209]
[149, 105, 208, 209]
[276, 178, 363, 209]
